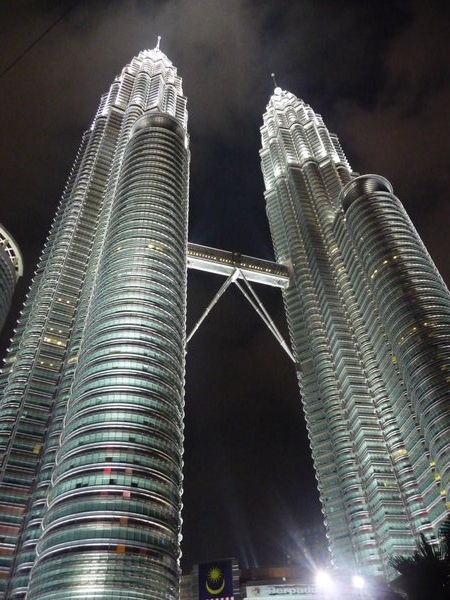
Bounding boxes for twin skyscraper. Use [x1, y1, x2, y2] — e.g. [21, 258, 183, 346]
[0, 46, 449, 599]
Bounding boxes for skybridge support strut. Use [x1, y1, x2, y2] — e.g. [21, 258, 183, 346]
[186, 269, 239, 344]
[234, 272, 295, 362]
[187, 261, 295, 363]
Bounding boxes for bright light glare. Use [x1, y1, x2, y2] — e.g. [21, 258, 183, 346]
[352, 575, 365, 589]
[315, 570, 334, 591]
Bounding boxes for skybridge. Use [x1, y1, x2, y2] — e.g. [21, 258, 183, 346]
[187, 243, 290, 289]
[187, 242, 294, 362]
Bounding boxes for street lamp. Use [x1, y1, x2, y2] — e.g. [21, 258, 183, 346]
[315, 570, 335, 595]
[352, 575, 365, 589]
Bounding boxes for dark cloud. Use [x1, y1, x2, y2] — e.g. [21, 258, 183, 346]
[0, 0, 449, 573]
[261, 0, 411, 109]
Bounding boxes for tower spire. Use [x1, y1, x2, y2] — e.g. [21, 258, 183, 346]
[156, 35, 161, 50]
[271, 72, 278, 89]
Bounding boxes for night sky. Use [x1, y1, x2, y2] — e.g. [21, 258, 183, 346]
[1, 0, 450, 574]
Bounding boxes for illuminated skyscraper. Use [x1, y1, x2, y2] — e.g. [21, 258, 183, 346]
[260, 87, 450, 577]
[0, 44, 188, 599]
[0, 225, 23, 333]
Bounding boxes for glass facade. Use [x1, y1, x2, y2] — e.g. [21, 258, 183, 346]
[260, 88, 450, 577]
[0, 47, 188, 599]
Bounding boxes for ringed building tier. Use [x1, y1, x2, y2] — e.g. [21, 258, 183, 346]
[260, 86, 450, 577]
[0, 46, 188, 600]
